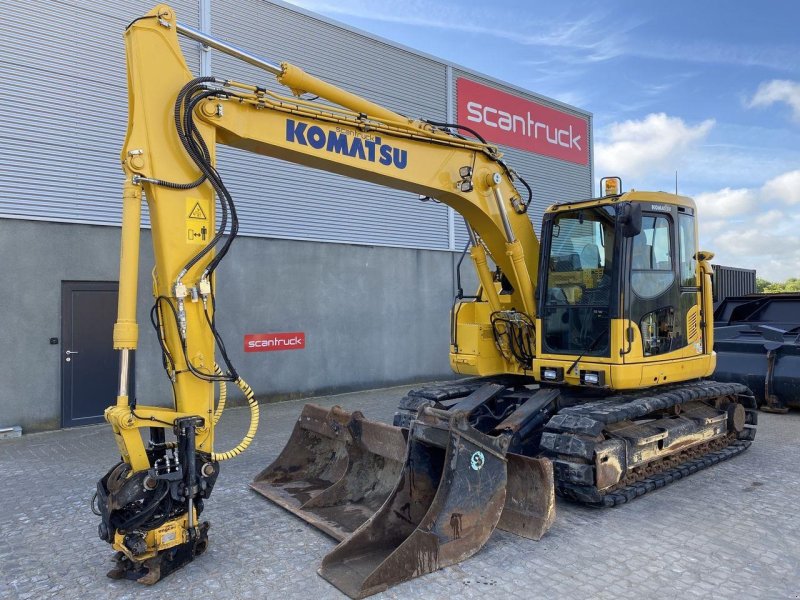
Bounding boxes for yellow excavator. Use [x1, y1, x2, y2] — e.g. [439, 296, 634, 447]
[95, 5, 758, 598]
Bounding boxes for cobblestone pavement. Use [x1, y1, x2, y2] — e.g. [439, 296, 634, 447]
[1, 384, 799, 599]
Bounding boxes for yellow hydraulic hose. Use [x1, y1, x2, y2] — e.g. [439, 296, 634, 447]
[210, 365, 259, 461]
[213, 364, 227, 425]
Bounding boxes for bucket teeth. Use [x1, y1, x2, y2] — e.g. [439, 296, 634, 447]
[250, 404, 406, 541]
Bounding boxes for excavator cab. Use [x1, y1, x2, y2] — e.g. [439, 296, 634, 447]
[447, 185, 714, 390]
[535, 189, 714, 390]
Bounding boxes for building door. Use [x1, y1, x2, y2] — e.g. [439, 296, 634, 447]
[61, 281, 132, 427]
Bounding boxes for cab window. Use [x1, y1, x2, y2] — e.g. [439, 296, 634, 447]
[631, 215, 674, 299]
[678, 213, 697, 287]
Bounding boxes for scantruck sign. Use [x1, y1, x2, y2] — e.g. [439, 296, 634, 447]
[244, 332, 306, 352]
[457, 78, 589, 165]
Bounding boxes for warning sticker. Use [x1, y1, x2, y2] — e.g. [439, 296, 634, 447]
[188, 202, 207, 220]
[185, 197, 211, 245]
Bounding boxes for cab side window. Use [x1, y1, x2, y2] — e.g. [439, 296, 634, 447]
[678, 213, 697, 287]
[631, 215, 674, 298]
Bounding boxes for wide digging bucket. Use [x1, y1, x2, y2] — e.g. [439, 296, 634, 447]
[318, 405, 555, 599]
[250, 403, 407, 540]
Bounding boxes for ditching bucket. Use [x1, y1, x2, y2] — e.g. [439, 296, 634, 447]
[250, 404, 407, 540]
[318, 404, 555, 599]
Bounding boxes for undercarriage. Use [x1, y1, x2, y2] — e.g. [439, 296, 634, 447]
[251, 376, 756, 597]
[396, 377, 757, 506]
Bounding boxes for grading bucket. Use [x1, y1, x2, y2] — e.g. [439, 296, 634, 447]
[250, 404, 407, 540]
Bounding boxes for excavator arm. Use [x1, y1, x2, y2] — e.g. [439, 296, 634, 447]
[97, 4, 552, 589]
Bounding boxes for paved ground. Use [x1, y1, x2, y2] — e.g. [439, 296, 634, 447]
[1, 384, 799, 600]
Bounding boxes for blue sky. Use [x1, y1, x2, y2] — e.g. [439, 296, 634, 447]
[285, 0, 800, 280]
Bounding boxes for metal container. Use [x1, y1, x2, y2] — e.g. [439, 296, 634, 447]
[714, 293, 800, 412]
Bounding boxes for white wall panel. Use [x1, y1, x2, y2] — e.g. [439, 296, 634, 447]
[0, 0, 199, 226]
[211, 0, 450, 249]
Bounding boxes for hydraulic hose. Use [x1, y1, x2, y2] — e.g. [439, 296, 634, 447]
[210, 376, 258, 461]
[213, 363, 228, 424]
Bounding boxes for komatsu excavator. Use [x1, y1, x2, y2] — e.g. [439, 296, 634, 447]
[95, 5, 758, 598]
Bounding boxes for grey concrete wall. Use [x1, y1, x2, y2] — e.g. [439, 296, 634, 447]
[0, 219, 475, 432]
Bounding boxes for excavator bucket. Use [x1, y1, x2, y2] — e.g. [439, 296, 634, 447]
[250, 404, 407, 540]
[499, 453, 555, 540]
[318, 396, 556, 599]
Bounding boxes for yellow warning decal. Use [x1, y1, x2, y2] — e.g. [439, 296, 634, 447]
[188, 202, 207, 220]
[185, 197, 211, 245]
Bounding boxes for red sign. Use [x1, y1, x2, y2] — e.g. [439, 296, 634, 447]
[244, 332, 305, 352]
[456, 78, 588, 165]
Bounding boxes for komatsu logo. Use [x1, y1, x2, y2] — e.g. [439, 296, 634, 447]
[286, 119, 408, 169]
[650, 204, 672, 212]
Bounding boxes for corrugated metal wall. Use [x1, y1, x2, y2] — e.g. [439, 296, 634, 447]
[0, 0, 199, 226]
[712, 264, 757, 303]
[450, 70, 593, 248]
[0, 0, 591, 252]
[211, 0, 450, 249]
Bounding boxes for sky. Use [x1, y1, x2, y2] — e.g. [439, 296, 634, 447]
[284, 0, 800, 281]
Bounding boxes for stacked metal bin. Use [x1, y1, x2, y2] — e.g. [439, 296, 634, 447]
[714, 293, 800, 412]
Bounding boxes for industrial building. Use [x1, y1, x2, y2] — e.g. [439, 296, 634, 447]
[0, 0, 593, 432]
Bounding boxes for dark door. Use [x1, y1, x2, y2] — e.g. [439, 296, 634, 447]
[61, 281, 133, 427]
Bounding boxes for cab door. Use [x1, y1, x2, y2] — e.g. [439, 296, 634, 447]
[624, 206, 700, 363]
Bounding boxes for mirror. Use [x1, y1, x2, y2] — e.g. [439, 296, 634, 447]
[618, 202, 642, 238]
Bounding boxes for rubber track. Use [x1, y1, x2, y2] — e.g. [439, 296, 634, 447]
[544, 380, 758, 507]
[560, 440, 751, 507]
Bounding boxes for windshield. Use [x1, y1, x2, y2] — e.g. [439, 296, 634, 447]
[541, 206, 615, 356]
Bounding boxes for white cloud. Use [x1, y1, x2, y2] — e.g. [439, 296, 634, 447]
[748, 80, 800, 122]
[697, 169, 800, 281]
[754, 209, 784, 227]
[694, 187, 756, 220]
[595, 113, 715, 179]
[761, 169, 800, 204]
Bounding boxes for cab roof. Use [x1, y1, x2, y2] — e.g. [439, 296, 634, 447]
[545, 190, 697, 213]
